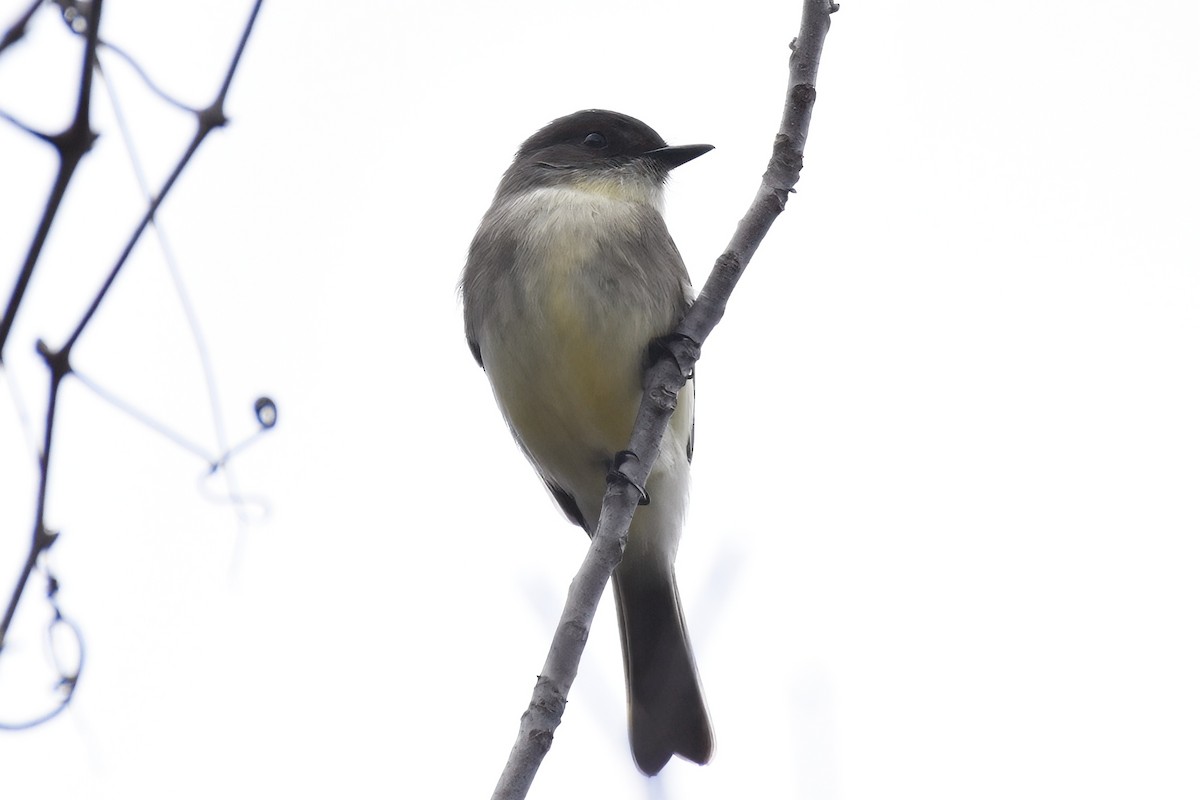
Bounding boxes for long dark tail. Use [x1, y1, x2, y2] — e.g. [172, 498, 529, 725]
[612, 562, 714, 775]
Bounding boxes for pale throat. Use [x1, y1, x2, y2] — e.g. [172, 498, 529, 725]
[566, 171, 665, 210]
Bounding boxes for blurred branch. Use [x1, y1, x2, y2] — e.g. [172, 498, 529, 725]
[490, 1, 838, 797]
[98, 38, 200, 113]
[0, 0, 266, 726]
[0, 0, 102, 360]
[0, 0, 104, 656]
[0, 0, 40, 55]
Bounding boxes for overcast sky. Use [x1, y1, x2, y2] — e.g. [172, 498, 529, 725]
[1, 2, 1198, 798]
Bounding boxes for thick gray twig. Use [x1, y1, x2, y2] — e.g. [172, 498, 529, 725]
[490, 2, 838, 798]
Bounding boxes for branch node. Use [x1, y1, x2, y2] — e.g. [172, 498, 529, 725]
[532, 676, 568, 716]
[35, 338, 72, 378]
[48, 125, 99, 158]
[647, 384, 680, 417]
[198, 102, 229, 133]
[794, 82, 818, 106]
[35, 525, 60, 553]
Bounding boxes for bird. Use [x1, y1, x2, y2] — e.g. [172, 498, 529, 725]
[460, 109, 714, 775]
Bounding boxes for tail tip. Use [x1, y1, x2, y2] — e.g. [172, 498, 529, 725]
[630, 707, 714, 776]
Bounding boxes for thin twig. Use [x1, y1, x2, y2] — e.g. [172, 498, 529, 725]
[490, 2, 838, 797]
[0, 0, 41, 56]
[0, 0, 105, 655]
[98, 38, 200, 114]
[96, 52, 236, 480]
[0, 0, 265, 696]
[71, 368, 216, 463]
[0, 0, 102, 361]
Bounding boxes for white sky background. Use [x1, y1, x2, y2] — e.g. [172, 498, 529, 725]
[1, 1, 1197, 797]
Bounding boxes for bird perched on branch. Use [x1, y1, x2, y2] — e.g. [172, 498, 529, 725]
[461, 109, 714, 775]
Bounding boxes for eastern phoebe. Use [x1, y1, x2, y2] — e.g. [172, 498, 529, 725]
[461, 109, 714, 775]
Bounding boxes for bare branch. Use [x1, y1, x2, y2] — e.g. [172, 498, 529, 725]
[490, 2, 838, 797]
[0, 0, 105, 656]
[0, 0, 266, 722]
[0, 0, 41, 56]
[0, 0, 103, 361]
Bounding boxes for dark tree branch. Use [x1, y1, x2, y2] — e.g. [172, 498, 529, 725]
[490, 2, 838, 797]
[61, 0, 262, 355]
[0, 0, 102, 361]
[0, 0, 40, 56]
[0, 0, 265, 700]
[0, 0, 104, 656]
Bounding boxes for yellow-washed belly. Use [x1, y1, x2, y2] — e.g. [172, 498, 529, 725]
[486, 270, 650, 480]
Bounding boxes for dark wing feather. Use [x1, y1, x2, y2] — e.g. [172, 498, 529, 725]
[545, 480, 590, 534]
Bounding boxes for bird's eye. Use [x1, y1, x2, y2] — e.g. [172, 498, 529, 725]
[582, 132, 607, 149]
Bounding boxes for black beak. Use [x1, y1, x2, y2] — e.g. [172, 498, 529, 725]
[643, 143, 714, 170]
